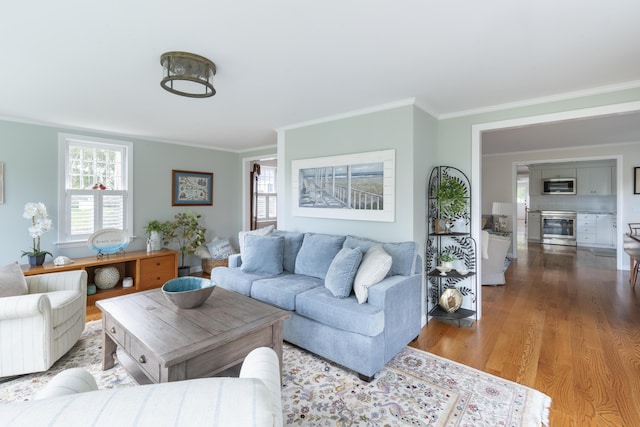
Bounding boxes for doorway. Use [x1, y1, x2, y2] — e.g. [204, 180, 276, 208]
[242, 154, 277, 231]
[472, 101, 640, 318]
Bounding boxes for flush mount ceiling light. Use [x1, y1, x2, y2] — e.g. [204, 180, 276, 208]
[160, 51, 216, 98]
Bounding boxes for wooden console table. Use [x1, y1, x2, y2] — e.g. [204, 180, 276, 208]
[22, 250, 178, 318]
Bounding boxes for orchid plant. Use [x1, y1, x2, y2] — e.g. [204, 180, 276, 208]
[22, 202, 53, 259]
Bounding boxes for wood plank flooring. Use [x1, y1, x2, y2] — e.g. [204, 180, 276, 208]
[411, 242, 640, 426]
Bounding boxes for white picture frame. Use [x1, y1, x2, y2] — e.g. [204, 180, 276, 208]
[291, 149, 395, 222]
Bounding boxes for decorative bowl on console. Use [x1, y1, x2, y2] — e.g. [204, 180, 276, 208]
[161, 277, 215, 309]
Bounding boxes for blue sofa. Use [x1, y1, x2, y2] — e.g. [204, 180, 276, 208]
[210, 231, 422, 381]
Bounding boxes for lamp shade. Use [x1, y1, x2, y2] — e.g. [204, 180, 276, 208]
[160, 51, 216, 98]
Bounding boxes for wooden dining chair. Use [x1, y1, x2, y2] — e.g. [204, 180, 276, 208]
[626, 224, 640, 288]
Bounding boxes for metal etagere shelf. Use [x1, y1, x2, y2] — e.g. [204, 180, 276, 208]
[426, 166, 477, 326]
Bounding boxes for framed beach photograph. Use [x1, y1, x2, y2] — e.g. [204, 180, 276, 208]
[635, 167, 640, 195]
[0, 162, 3, 204]
[172, 169, 214, 206]
[291, 149, 395, 222]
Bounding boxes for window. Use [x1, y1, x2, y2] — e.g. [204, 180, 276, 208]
[58, 134, 133, 244]
[256, 165, 277, 223]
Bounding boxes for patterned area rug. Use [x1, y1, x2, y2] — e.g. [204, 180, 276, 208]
[1, 321, 550, 426]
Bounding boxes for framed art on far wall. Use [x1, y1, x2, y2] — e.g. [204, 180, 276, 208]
[172, 170, 214, 206]
[635, 167, 640, 195]
[291, 149, 395, 222]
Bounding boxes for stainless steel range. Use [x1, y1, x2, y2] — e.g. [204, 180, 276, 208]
[541, 211, 577, 246]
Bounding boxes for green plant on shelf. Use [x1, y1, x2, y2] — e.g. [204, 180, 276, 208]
[437, 251, 457, 263]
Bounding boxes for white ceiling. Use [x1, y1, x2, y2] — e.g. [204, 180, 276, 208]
[2, 1, 640, 152]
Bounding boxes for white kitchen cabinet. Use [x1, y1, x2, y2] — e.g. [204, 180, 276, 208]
[528, 211, 541, 241]
[577, 167, 612, 195]
[541, 168, 576, 178]
[577, 213, 596, 246]
[576, 213, 615, 248]
[596, 214, 615, 247]
[528, 169, 542, 196]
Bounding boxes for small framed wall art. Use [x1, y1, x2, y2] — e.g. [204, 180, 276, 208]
[172, 169, 214, 206]
[635, 167, 640, 195]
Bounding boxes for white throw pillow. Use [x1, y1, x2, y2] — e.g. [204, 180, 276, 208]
[0, 262, 29, 297]
[238, 225, 275, 254]
[193, 245, 212, 259]
[353, 245, 392, 304]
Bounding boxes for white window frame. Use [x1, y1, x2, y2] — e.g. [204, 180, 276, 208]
[57, 133, 134, 247]
[256, 165, 277, 224]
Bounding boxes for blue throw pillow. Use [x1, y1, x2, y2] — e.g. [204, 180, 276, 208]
[325, 247, 363, 298]
[271, 230, 304, 273]
[344, 235, 416, 276]
[240, 234, 284, 275]
[294, 233, 346, 279]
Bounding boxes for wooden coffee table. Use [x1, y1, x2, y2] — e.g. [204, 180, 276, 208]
[96, 287, 290, 384]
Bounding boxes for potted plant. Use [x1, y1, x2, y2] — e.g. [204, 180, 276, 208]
[435, 177, 468, 233]
[22, 202, 53, 266]
[144, 219, 167, 251]
[437, 251, 457, 269]
[162, 211, 207, 276]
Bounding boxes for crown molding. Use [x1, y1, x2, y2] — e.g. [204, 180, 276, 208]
[276, 98, 418, 131]
[439, 80, 640, 120]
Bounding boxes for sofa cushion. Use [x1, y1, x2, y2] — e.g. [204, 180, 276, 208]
[240, 234, 284, 275]
[271, 230, 304, 273]
[296, 287, 384, 337]
[344, 236, 416, 276]
[238, 225, 275, 254]
[324, 247, 362, 298]
[294, 233, 346, 279]
[353, 245, 392, 304]
[251, 274, 323, 311]
[0, 262, 28, 297]
[210, 267, 273, 296]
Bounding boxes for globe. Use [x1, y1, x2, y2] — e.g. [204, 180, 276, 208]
[439, 288, 463, 313]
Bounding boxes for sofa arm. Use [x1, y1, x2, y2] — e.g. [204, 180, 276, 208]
[0, 293, 51, 321]
[239, 347, 282, 427]
[26, 270, 87, 294]
[228, 253, 242, 268]
[367, 273, 422, 356]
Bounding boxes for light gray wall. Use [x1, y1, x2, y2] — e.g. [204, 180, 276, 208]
[280, 105, 434, 244]
[0, 120, 241, 267]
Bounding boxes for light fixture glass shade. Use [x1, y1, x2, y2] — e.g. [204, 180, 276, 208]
[160, 51, 216, 98]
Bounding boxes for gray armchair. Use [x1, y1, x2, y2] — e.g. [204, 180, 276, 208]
[0, 270, 87, 377]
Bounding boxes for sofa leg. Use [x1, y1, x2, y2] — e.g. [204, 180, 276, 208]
[358, 373, 375, 382]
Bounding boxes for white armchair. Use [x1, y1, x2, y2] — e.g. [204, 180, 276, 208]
[0, 270, 87, 377]
[481, 231, 511, 286]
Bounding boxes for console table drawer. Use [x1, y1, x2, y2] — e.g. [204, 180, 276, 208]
[139, 255, 176, 290]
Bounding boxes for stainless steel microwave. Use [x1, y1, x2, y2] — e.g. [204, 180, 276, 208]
[542, 178, 576, 195]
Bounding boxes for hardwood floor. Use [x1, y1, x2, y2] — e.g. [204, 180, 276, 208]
[411, 242, 640, 426]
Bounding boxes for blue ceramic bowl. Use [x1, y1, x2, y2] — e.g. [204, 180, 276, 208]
[161, 277, 215, 309]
